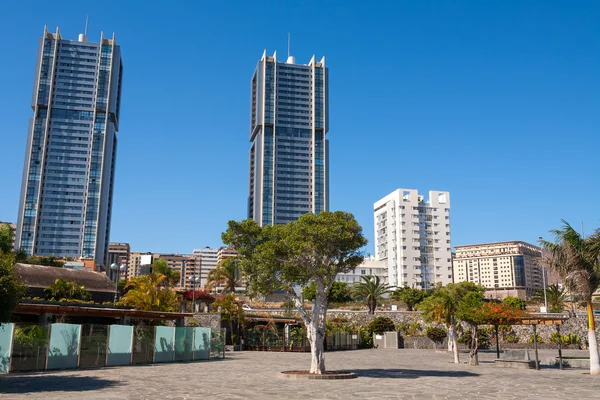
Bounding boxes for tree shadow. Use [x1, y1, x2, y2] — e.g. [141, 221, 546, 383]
[347, 368, 480, 379]
[0, 375, 121, 393]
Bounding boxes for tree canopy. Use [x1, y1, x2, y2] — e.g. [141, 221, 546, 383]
[391, 287, 429, 311]
[222, 211, 367, 373]
[302, 281, 353, 303]
[44, 278, 91, 301]
[502, 296, 526, 311]
[0, 253, 25, 323]
[352, 275, 391, 314]
[122, 273, 179, 312]
[152, 258, 181, 287]
[0, 223, 13, 254]
[206, 257, 241, 293]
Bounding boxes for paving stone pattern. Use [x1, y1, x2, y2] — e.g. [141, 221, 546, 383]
[1, 349, 599, 399]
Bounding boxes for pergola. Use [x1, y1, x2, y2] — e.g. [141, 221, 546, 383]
[489, 314, 571, 370]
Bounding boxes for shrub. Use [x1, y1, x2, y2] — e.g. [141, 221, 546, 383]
[549, 332, 580, 345]
[426, 326, 447, 343]
[458, 328, 491, 348]
[502, 296, 526, 310]
[504, 334, 520, 343]
[357, 325, 373, 348]
[528, 334, 543, 344]
[368, 317, 396, 334]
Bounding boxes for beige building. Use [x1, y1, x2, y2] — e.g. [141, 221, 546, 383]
[453, 241, 545, 299]
[108, 243, 130, 279]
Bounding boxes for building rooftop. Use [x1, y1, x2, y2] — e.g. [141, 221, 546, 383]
[14, 263, 116, 293]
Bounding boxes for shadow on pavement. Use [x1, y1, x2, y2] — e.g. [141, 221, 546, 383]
[348, 368, 480, 379]
[0, 375, 121, 394]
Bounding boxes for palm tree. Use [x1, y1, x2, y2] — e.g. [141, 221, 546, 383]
[531, 284, 567, 313]
[206, 257, 241, 294]
[540, 220, 600, 375]
[121, 273, 179, 312]
[352, 275, 391, 314]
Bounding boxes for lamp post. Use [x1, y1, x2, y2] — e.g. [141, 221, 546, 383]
[189, 275, 201, 312]
[538, 237, 548, 313]
[111, 263, 127, 303]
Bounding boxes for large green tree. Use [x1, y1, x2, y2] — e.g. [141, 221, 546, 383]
[0, 253, 25, 323]
[352, 275, 391, 314]
[391, 287, 429, 311]
[418, 282, 484, 363]
[206, 257, 241, 294]
[531, 284, 567, 313]
[222, 211, 366, 374]
[0, 223, 14, 254]
[541, 220, 600, 375]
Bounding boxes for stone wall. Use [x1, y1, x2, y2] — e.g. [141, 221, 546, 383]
[251, 310, 599, 349]
[186, 313, 222, 329]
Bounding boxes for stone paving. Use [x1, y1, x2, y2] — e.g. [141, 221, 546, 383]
[1, 349, 599, 399]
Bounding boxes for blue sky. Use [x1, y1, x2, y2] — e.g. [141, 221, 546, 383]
[0, 1, 598, 254]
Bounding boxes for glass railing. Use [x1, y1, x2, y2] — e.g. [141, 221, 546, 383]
[0, 323, 223, 374]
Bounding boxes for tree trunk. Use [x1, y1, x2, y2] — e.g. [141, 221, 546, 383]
[586, 300, 600, 375]
[307, 324, 326, 374]
[468, 325, 478, 366]
[447, 322, 460, 364]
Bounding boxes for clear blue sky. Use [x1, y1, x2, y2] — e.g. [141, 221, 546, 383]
[1, 1, 599, 254]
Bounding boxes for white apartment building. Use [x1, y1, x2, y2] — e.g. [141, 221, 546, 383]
[453, 241, 544, 299]
[374, 189, 453, 289]
[336, 256, 388, 285]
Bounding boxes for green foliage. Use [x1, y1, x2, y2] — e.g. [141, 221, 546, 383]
[117, 279, 130, 297]
[391, 287, 428, 311]
[418, 282, 485, 327]
[426, 326, 447, 343]
[44, 278, 91, 301]
[504, 334, 520, 343]
[357, 325, 373, 348]
[528, 334, 543, 344]
[213, 293, 244, 345]
[24, 255, 64, 268]
[0, 223, 13, 254]
[352, 275, 391, 314]
[14, 325, 47, 348]
[151, 258, 181, 287]
[549, 332, 580, 345]
[207, 257, 241, 293]
[367, 316, 396, 334]
[303, 281, 353, 303]
[122, 273, 179, 311]
[458, 329, 491, 348]
[531, 284, 567, 313]
[0, 252, 26, 323]
[502, 296, 526, 311]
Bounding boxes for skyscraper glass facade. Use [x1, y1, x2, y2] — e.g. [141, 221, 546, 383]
[248, 52, 329, 226]
[15, 27, 123, 268]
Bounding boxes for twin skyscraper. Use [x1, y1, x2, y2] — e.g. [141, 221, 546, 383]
[14, 28, 330, 269]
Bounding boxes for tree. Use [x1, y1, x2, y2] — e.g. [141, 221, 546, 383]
[121, 273, 179, 312]
[0, 253, 25, 323]
[353, 275, 391, 314]
[0, 223, 14, 254]
[222, 211, 366, 374]
[456, 291, 487, 366]
[418, 282, 484, 363]
[391, 287, 428, 311]
[213, 293, 244, 345]
[24, 255, 64, 268]
[206, 257, 241, 293]
[540, 220, 600, 375]
[152, 258, 181, 287]
[44, 278, 91, 301]
[531, 284, 567, 313]
[302, 281, 353, 303]
[502, 296, 526, 311]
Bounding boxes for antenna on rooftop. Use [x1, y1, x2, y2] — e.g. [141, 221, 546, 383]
[84, 13, 89, 36]
[286, 33, 295, 64]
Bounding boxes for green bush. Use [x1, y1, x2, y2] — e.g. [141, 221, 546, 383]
[368, 317, 396, 334]
[357, 325, 373, 348]
[528, 334, 543, 344]
[457, 328, 491, 348]
[426, 326, 447, 343]
[549, 332, 580, 345]
[504, 334, 520, 343]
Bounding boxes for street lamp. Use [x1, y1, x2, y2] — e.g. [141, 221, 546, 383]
[189, 275, 201, 312]
[538, 237, 548, 313]
[110, 263, 127, 303]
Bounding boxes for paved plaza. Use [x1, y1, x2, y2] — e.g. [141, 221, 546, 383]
[1, 349, 599, 399]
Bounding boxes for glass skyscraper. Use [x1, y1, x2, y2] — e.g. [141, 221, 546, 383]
[15, 27, 123, 268]
[248, 51, 329, 226]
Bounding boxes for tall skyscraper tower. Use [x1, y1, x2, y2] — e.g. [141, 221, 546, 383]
[15, 27, 123, 268]
[248, 51, 329, 226]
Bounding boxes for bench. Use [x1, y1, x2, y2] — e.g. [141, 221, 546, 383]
[494, 350, 537, 369]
